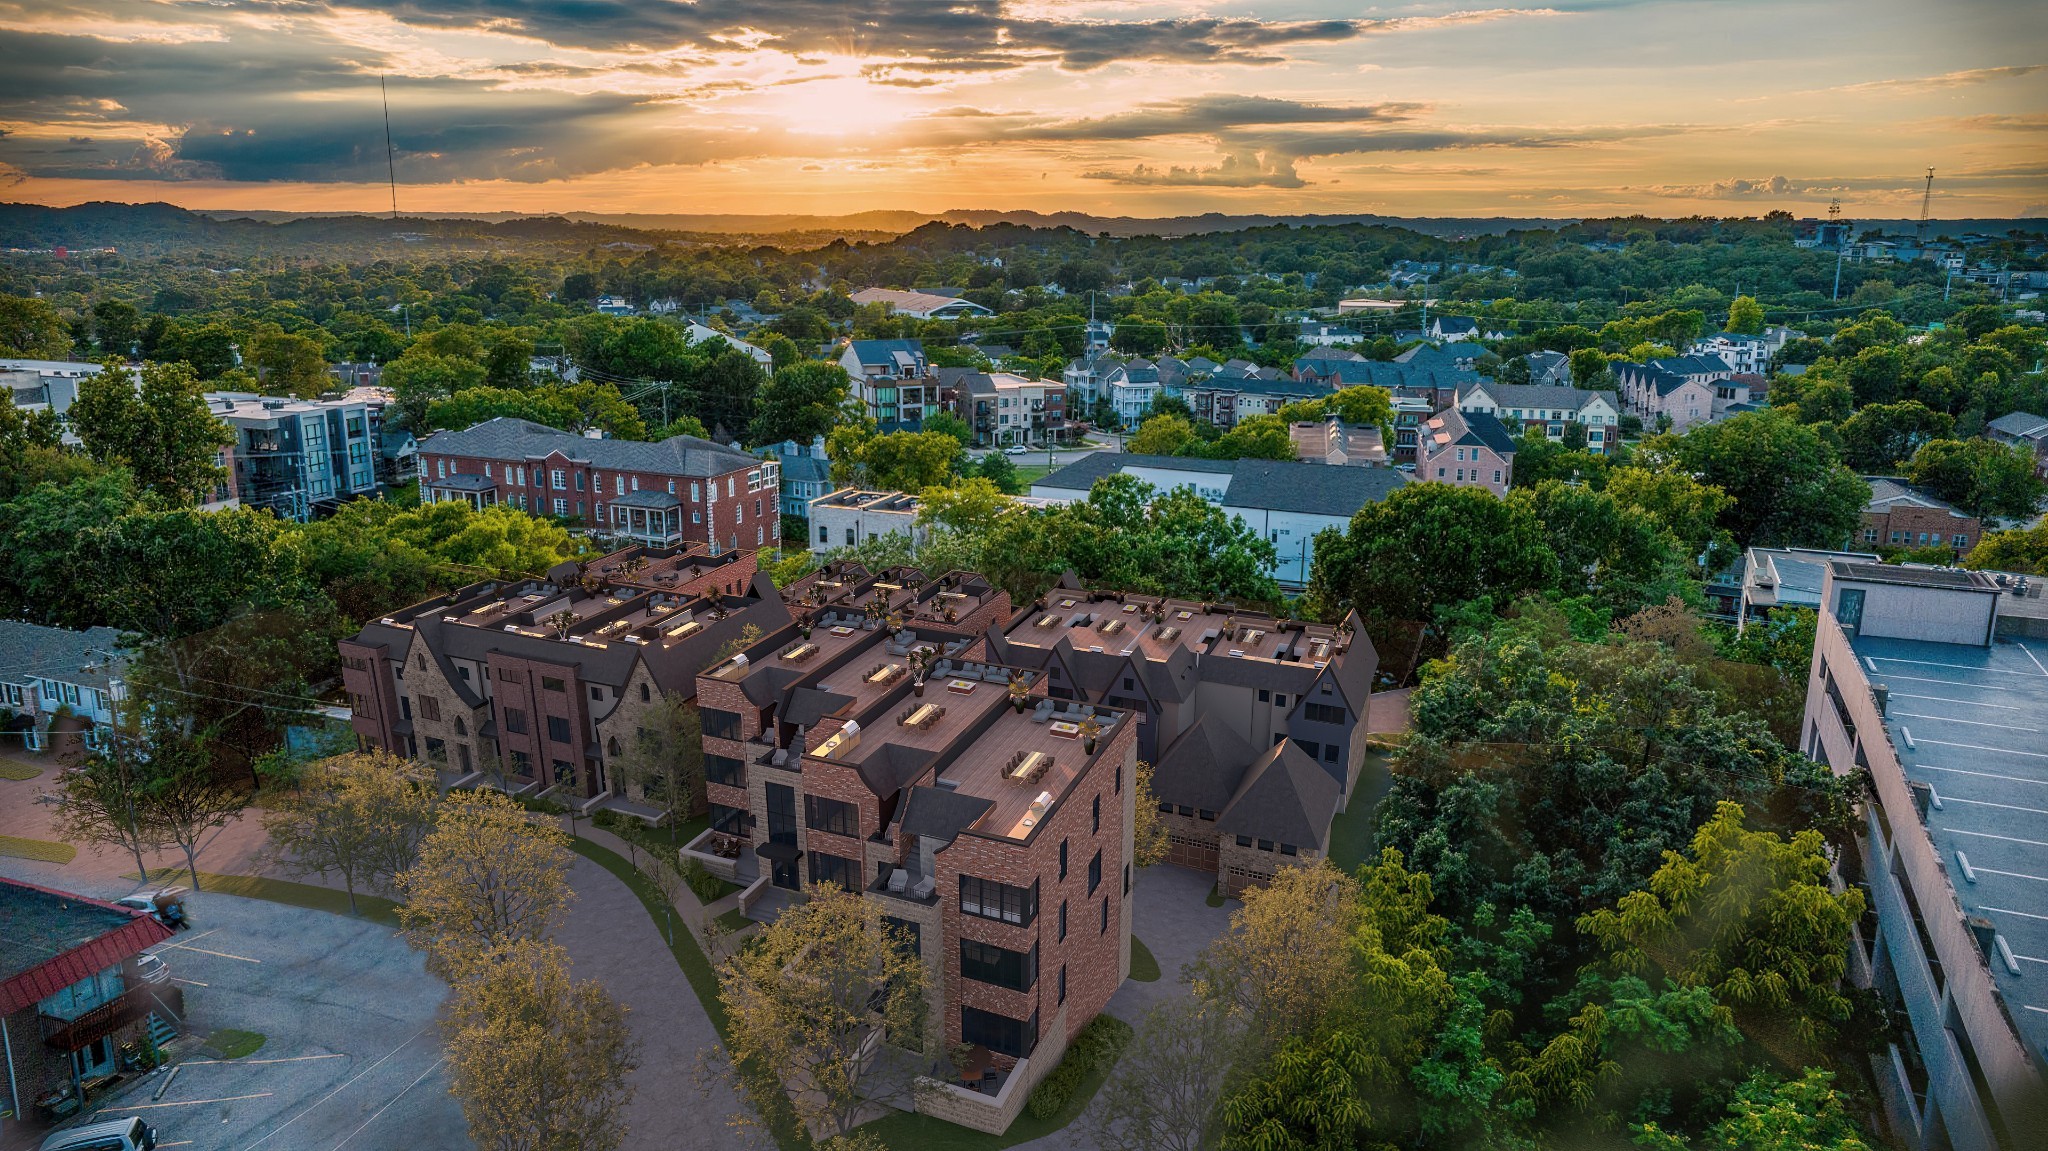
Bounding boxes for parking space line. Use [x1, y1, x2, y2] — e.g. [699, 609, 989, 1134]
[1871, 655, 2043, 676]
[2013, 953, 2048, 965]
[1951, 828, 2048, 850]
[2025, 1005, 2048, 1016]
[2020, 644, 2048, 676]
[242, 1024, 433, 1151]
[1939, 795, 2048, 818]
[186, 1053, 349, 1066]
[172, 977, 208, 987]
[329, 1055, 447, 1151]
[1976, 867, 2048, 885]
[103, 1092, 275, 1111]
[1918, 739, 2048, 760]
[1894, 693, 2025, 710]
[161, 942, 261, 964]
[1893, 711, 2039, 733]
[1981, 905, 2048, 923]
[1918, 764, 2048, 788]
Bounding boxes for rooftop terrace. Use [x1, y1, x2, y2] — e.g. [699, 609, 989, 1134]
[1008, 591, 1346, 667]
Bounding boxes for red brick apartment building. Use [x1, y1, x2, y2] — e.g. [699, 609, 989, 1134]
[987, 578, 1375, 897]
[679, 561, 1134, 1133]
[1860, 477, 1983, 555]
[338, 544, 788, 801]
[417, 417, 781, 551]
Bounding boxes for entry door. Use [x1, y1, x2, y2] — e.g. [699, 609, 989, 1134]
[771, 856, 801, 890]
[74, 1035, 116, 1079]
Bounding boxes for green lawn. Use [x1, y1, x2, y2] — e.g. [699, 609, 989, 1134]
[1323, 750, 1395, 873]
[0, 758, 42, 781]
[1129, 936, 1161, 982]
[713, 907, 752, 934]
[204, 1029, 267, 1059]
[126, 867, 401, 927]
[0, 835, 76, 864]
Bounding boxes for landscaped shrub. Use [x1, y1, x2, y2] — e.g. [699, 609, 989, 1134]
[1024, 1014, 1133, 1119]
[680, 857, 732, 903]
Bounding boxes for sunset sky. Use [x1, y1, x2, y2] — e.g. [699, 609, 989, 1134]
[1, 1, 2043, 220]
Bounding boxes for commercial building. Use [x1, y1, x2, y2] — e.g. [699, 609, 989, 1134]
[417, 418, 780, 551]
[0, 623, 127, 756]
[1705, 546, 1879, 629]
[809, 489, 926, 555]
[1288, 415, 1388, 467]
[989, 580, 1376, 896]
[338, 545, 789, 806]
[681, 562, 1131, 1133]
[1029, 454, 1407, 589]
[1801, 562, 2048, 1151]
[847, 288, 994, 320]
[2, 879, 181, 1127]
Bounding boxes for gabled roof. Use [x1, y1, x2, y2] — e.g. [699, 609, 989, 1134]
[1864, 477, 1975, 519]
[784, 686, 857, 727]
[0, 622, 126, 691]
[1650, 355, 1736, 377]
[1466, 382, 1616, 413]
[1154, 714, 1257, 813]
[1429, 408, 1519, 456]
[1432, 316, 1479, 335]
[1031, 453, 1407, 518]
[418, 418, 757, 479]
[855, 741, 936, 799]
[1218, 742, 1342, 850]
[2, 879, 173, 1015]
[1987, 411, 2048, 439]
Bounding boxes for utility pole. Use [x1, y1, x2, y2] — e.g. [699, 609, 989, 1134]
[1829, 199, 1846, 301]
[1916, 167, 1935, 246]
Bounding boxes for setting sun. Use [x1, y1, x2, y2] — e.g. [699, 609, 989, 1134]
[755, 74, 915, 137]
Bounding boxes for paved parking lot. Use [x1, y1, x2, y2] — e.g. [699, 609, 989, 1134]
[26, 895, 467, 1151]
[1861, 634, 2048, 1056]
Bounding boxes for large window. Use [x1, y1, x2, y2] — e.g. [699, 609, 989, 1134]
[1302, 702, 1346, 725]
[710, 804, 748, 835]
[1087, 849, 1103, 895]
[959, 875, 1037, 927]
[502, 707, 527, 734]
[766, 783, 798, 845]
[960, 1006, 1037, 1059]
[808, 851, 858, 890]
[546, 715, 571, 743]
[960, 940, 1037, 992]
[702, 709, 742, 740]
[806, 794, 858, 837]
[706, 754, 743, 787]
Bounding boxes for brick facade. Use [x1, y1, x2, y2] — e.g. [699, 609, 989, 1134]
[1859, 502, 1982, 554]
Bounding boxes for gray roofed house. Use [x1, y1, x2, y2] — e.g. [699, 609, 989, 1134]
[1218, 742, 1343, 852]
[1986, 411, 2048, 478]
[899, 785, 996, 846]
[1458, 381, 1620, 455]
[419, 418, 759, 478]
[0, 622, 128, 755]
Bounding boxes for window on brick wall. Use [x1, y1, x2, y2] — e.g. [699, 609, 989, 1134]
[1100, 896, 1109, 933]
[1058, 900, 1067, 941]
[805, 794, 858, 837]
[959, 875, 1037, 926]
[1059, 838, 1068, 880]
[960, 940, 1037, 992]
[702, 709, 741, 740]
[1092, 794, 1101, 833]
[1059, 964, 1067, 1005]
[503, 708, 527, 734]
[546, 715, 570, 743]
[960, 1006, 1036, 1059]
[1087, 849, 1102, 894]
[807, 851, 857, 890]
[542, 676, 565, 692]
[706, 755, 743, 787]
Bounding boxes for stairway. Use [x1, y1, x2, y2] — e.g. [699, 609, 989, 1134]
[146, 1012, 178, 1049]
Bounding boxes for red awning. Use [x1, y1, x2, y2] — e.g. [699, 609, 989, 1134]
[0, 881, 173, 1016]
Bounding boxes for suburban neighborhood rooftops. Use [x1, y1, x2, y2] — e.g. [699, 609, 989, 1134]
[1031, 453, 1406, 517]
[0, 621, 127, 691]
[418, 418, 759, 477]
[1986, 411, 2048, 438]
[1466, 381, 1617, 412]
[1863, 477, 1976, 520]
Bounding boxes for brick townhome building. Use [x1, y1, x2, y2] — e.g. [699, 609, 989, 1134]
[1859, 477, 1983, 555]
[338, 545, 789, 802]
[987, 578, 1376, 897]
[417, 418, 781, 552]
[680, 561, 1134, 1133]
[1418, 408, 1519, 495]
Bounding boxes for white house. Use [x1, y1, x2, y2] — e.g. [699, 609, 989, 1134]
[1030, 454, 1408, 589]
[1457, 382, 1620, 454]
[847, 288, 993, 320]
[0, 623, 127, 754]
[684, 321, 773, 369]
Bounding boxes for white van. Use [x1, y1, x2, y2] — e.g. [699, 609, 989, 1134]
[38, 1116, 157, 1151]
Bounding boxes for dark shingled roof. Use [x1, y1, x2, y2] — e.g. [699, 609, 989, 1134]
[419, 417, 758, 478]
[0, 622, 126, 692]
[1154, 714, 1258, 814]
[1218, 742, 1342, 851]
[612, 489, 682, 509]
[856, 741, 936, 799]
[1033, 454, 1407, 518]
[900, 785, 996, 845]
[784, 686, 856, 727]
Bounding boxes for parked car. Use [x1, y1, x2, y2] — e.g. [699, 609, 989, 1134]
[39, 1115, 157, 1151]
[116, 888, 188, 930]
[135, 953, 170, 985]
[1005, 444, 1028, 455]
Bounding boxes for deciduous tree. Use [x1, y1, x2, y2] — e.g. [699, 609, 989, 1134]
[1087, 1000, 1239, 1151]
[68, 360, 234, 504]
[397, 790, 574, 973]
[262, 752, 438, 914]
[0, 294, 73, 358]
[1908, 437, 2047, 521]
[749, 360, 851, 446]
[607, 692, 704, 824]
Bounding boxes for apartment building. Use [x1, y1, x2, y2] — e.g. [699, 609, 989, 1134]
[809, 489, 926, 555]
[764, 436, 834, 525]
[417, 418, 780, 551]
[949, 371, 1066, 447]
[206, 392, 380, 520]
[1417, 408, 1519, 495]
[1455, 381, 1619, 455]
[1801, 562, 2048, 1151]
[0, 623, 127, 756]
[681, 563, 1132, 1133]
[838, 339, 939, 431]
[989, 581, 1375, 897]
[1288, 415, 1388, 467]
[1861, 478, 1983, 554]
[338, 545, 788, 804]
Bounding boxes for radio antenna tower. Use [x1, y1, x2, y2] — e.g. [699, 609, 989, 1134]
[1828, 198, 1846, 300]
[1916, 167, 1934, 244]
[381, 75, 400, 222]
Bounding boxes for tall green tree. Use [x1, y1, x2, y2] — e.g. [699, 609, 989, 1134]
[68, 360, 233, 504]
[0, 294, 74, 358]
[1907, 437, 2047, 521]
[1836, 400, 1953, 472]
[1640, 409, 1866, 548]
[1725, 295, 1765, 335]
[248, 327, 332, 398]
[747, 360, 850, 446]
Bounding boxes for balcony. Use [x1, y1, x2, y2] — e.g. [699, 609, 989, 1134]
[41, 985, 184, 1053]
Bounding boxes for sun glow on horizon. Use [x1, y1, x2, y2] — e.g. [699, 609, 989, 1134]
[751, 74, 920, 137]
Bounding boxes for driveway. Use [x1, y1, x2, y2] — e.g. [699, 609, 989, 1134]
[7, 895, 465, 1151]
[556, 854, 745, 1150]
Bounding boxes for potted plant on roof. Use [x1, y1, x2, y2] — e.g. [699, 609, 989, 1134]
[909, 649, 931, 697]
[546, 609, 580, 638]
[1079, 717, 1101, 755]
[1008, 677, 1029, 714]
